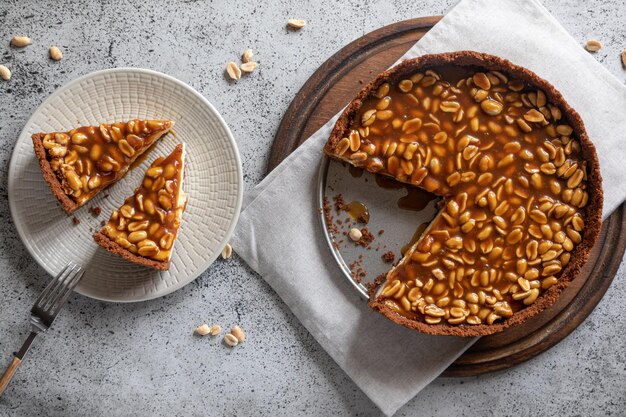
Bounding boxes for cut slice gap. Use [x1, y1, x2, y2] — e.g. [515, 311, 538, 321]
[32, 119, 174, 214]
[374, 207, 445, 299]
[323, 159, 441, 291]
[94, 143, 187, 271]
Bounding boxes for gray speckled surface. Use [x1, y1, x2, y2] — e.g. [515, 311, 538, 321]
[0, 0, 625, 415]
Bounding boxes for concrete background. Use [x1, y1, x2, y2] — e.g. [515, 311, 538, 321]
[0, 0, 625, 415]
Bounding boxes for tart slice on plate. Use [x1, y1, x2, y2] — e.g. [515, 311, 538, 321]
[94, 144, 187, 271]
[32, 119, 174, 214]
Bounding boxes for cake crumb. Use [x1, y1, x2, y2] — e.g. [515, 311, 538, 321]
[89, 206, 101, 216]
[72, 217, 80, 225]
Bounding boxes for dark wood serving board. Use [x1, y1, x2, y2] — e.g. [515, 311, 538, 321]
[268, 16, 626, 377]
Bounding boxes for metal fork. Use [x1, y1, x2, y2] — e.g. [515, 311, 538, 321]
[0, 262, 84, 396]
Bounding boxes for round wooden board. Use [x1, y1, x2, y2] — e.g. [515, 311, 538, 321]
[268, 16, 626, 377]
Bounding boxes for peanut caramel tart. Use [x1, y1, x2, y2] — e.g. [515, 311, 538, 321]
[94, 144, 187, 270]
[32, 119, 174, 214]
[324, 52, 602, 336]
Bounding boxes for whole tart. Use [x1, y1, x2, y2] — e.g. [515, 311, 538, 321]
[32, 119, 174, 214]
[94, 143, 187, 270]
[324, 51, 603, 337]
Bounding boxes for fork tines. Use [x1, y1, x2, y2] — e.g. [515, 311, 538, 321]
[32, 262, 84, 320]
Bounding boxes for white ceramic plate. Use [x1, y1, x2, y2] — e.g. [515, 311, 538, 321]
[8, 68, 243, 302]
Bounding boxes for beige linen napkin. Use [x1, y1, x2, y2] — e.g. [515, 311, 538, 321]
[231, 0, 626, 414]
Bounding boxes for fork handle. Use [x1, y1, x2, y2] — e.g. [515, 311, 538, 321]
[0, 356, 22, 396]
[0, 331, 38, 397]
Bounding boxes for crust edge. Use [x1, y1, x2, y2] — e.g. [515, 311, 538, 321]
[32, 133, 80, 215]
[93, 231, 170, 271]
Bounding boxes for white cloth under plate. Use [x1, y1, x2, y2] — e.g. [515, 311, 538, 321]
[231, 0, 626, 414]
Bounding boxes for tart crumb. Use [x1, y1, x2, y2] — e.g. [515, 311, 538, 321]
[356, 227, 374, 247]
[322, 196, 339, 235]
[382, 251, 395, 263]
[349, 255, 366, 283]
[333, 194, 348, 212]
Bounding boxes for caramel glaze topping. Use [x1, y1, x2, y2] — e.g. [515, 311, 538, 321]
[42, 120, 173, 206]
[329, 66, 589, 326]
[102, 144, 186, 262]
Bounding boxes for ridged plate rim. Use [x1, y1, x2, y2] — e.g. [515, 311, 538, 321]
[7, 67, 243, 303]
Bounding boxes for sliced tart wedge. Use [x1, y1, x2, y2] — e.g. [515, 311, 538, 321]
[94, 144, 187, 270]
[32, 119, 174, 214]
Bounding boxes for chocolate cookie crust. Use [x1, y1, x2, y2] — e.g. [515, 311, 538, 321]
[93, 232, 169, 270]
[32, 133, 80, 214]
[325, 51, 603, 337]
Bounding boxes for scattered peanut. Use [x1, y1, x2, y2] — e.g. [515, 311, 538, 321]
[349, 227, 362, 241]
[221, 243, 232, 259]
[11, 36, 31, 47]
[226, 61, 241, 80]
[209, 324, 222, 336]
[49, 46, 63, 61]
[0, 65, 10, 81]
[195, 324, 211, 336]
[224, 333, 239, 347]
[240, 62, 258, 73]
[231, 325, 245, 342]
[621, 51, 626, 68]
[242, 48, 254, 63]
[287, 19, 307, 29]
[585, 39, 602, 52]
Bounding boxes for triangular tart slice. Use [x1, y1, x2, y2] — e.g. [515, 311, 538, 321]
[94, 144, 187, 270]
[32, 119, 174, 214]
